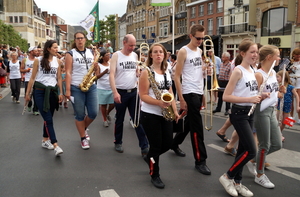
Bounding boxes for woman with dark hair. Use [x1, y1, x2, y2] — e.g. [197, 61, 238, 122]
[65, 32, 100, 149]
[139, 43, 179, 189]
[25, 40, 64, 156]
[96, 49, 114, 127]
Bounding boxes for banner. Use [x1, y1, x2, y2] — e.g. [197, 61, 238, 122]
[79, 1, 99, 42]
[151, 0, 171, 6]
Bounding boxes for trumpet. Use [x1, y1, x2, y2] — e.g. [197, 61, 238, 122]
[133, 43, 150, 128]
[203, 35, 219, 131]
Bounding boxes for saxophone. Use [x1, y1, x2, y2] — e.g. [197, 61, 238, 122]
[140, 62, 175, 121]
[79, 45, 100, 92]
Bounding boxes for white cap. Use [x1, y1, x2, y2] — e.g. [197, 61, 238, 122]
[28, 46, 36, 52]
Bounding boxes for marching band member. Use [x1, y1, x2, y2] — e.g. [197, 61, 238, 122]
[219, 39, 260, 197]
[174, 24, 211, 175]
[139, 43, 179, 189]
[65, 32, 99, 150]
[25, 40, 64, 156]
[253, 45, 282, 189]
[109, 34, 149, 155]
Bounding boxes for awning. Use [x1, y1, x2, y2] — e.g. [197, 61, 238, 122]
[155, 34, 185, 44]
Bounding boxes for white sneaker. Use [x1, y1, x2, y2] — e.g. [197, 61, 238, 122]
[297, 119, 300, 125]
[107, 115, 111, 122]
[255, 174, 275, 188]
[246, 161, 257, 176]
[42, 140, 54, 150]
[129, 118, 135, 128]
[81, 139, 90, 150]
[219, 173, 238, 197]
[103, 121, 109, 127]
[235, 184, 253, 197]
[54, 146, 63, 156]
[85, 128, 90, 141]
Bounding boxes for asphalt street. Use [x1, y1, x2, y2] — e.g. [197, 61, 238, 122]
[0, 86, 299, 197]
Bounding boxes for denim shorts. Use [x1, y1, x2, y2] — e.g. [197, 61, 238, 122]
[71, 84, 98, 121]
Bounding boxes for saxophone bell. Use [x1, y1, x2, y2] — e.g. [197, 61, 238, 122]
[161, 92, 174, 103]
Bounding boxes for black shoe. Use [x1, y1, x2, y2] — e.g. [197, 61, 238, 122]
[224, 110, 229, 116]
[213, 109, 221, 114]
[151, 177, 165, 189]
[195, 164, 211, 175]
[172, 147, 186, 157]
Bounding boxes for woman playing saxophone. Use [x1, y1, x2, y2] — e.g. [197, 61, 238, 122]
[139, 43, 179, 189]
[65, 32, 100, 150]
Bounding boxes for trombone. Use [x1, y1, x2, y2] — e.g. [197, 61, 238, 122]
[133, 43, 150, 128]
[203, 35, 219, 131]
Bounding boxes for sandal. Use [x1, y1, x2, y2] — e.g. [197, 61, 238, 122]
[216, 132, 230, 142]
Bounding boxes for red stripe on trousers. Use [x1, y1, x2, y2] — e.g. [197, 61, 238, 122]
[44, 121, 50, 139]
[229, 151, 248, 172]
[193, 132, 200, 161]
[149, 159, 154, 176]
[258, 149, 265, 171]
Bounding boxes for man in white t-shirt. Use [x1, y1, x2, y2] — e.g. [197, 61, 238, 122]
[173, 24, 211, 175]
[109, 34, 149, 156]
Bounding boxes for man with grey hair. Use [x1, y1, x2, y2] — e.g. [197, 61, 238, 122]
[109, 34, 149, 155]
[213, 51, 231, 117]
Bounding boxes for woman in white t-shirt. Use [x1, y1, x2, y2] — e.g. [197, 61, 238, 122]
[96, 49, 114, 127]
[139, 43, 179, 189]
[7, 52, 21, 103]
[219, 39, 261, 197]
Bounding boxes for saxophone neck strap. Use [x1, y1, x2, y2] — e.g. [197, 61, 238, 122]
[76, 48, 88, 70]
[150, 66, 168, 90]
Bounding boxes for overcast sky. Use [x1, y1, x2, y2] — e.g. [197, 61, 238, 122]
[34, 0, 127, 25]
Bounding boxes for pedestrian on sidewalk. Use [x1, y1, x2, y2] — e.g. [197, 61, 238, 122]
[25, 40, 64, 156]
[219, 39, 260, 197]
[7, 52, 21, 103]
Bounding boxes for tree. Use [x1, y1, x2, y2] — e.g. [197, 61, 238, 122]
[98, 15, 116, 50]
[0, 20, 28, 51]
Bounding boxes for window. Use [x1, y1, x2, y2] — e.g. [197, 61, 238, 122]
[191, 21, 195, 26]
[198, 20, 204, 26]
[208, 2, 213, 15]
[9, 16, 13, 23]
[261, 8, 292, 36]
[217, 0, 223, 13]
[199, 5, 204, 16]
[19, 16, 23, 23]
[179, 1, 185, 12]
[244, 6, 249, 23]
[191, 6, 196, 18]
[207, 18, 213, 35]
[217, 17, 223, 35]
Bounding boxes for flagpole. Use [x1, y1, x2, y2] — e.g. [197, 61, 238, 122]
[172, 0, 175, 54]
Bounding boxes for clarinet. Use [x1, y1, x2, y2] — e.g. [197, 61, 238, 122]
[248, 60, 276, 116]
[278, 64, 286, 126]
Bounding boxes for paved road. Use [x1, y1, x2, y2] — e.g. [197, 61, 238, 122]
[0, 87, 299, 197]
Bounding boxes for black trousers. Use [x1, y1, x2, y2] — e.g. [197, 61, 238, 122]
[215, 80, 231, 111]
[172, 93, 207, 165]
[227, 105, 257, 183]
[141, 111, 173, 178]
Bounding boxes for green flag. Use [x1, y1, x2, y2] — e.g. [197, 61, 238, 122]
[79, 1, 99, 43]
[151, 0, 171, 6]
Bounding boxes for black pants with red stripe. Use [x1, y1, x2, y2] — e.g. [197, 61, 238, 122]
[141, 111, 173, 178]
[227, 105, 257, 183]
[173, 93, 207, 165]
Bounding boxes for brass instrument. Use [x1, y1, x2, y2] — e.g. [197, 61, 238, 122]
[133, 43, 150, 128]
[143, 65, 175, 121]
[79, 45, 100, 92]
[203, 35, 219, 131]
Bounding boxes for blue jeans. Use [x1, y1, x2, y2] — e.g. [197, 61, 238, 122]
[33, 89, 58, 144]
[114, 89, 148, 150]
[227, 104, 257, 183]
[71, 84, 98, 121]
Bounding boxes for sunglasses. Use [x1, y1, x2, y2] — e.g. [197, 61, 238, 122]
[193, 36, 205, 41]
[76, 37, 85, 40]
